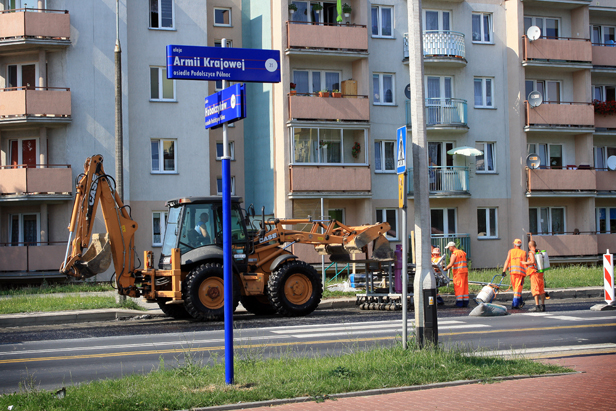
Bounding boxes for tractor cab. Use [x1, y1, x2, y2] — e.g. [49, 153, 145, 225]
[159, 196, 251, 270]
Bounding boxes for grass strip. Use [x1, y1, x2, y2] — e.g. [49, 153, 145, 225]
[0, 343, 568, 411]
[0, 282, 114, 296]
[0, 295, 144, 314]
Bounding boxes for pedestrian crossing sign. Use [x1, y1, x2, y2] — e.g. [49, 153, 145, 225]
[396, 126, 407, 174]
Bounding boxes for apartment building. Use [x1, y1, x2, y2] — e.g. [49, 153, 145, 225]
[0, 1, 245, 280]
[247, 0, 616, 268]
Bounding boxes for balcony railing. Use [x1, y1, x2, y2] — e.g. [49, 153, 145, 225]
[289, 165, 371, 192]
[592, 44, 616, 67]
[288, 93, 370, 122]
[405, 99, 468, 128]
[286, 21, 368, 52]
[595, 112, 616, 130]
[0, 242, 65, 272]
[522, 35, 592, 64]
[0, 164, 72, 195]
[404, 31, 466, 61]
[527, 167, 616, 193]
[431, 234, 471, 260]
[0, 8, 70, 43]
[524, 101, 594, 129]
[0, 87, 71, 120]
[527, 232, 616, 258]
[408, 166, 469, 195]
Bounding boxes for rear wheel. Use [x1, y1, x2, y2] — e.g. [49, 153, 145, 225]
[267, 260, 322, 317]
[240, 295, 276, 316]
[156, 298, 191, 319]
[183, 263, 240, 321]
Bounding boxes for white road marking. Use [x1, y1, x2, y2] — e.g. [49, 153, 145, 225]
[270, 320, 463, 334]
[290, 324, 491, 339]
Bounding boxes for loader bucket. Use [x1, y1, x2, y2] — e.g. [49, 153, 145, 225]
[344, 224, 389, 254]
[74, 233, 112, 278]
[372, 234, 394, 260]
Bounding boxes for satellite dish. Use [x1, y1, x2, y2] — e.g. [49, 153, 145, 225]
[607, 155, 616, 171]
[526, 153, 541, 169]
[528, 91, 543, 108]
[404, 84, 410, 99]
[527, 25, 541, 41]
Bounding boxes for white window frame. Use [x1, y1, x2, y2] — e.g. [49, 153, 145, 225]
[292, 69, 342, 94]
[529, 207, 566, 235]
[525, 79, 562, 103]
[216, 141, 235, 160]
[213, 7, 232, 27]
[423, 9, 451, 32]
[475, 142, 496, 173]
[374, 140, 396, 173]
[376, 208, 398, 241]
[593, 85, 616, 102]
[151, 139, 177, 174]
[474, 77, 494, 108]
[8, 137, 39, 167]
[371, 5, 394, 38]
[8, 213, 40, 246]
[477, 207, 498, 239]
[150, 66, 176, 102]
[291, 127, 368, 165]
[591, 25, 616, 45]
[596, 207, 616, 234]
[525, 16, 560, 39]
[594, 146, 616, 169]
[6, 62, 39, 89]
[216, 176, 236, 195]
[527, 143, 564, 169]
[472, 12, 493, 44]
[152, 211, 168, 247]
[430, 208, 457, 235]
[149, 0, 175, 30]
[373, 73, 395, 106]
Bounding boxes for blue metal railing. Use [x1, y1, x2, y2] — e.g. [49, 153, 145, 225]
[405, 99, 468, 127]
[408, 166, 470, 194]
[404, 31, 466, 60]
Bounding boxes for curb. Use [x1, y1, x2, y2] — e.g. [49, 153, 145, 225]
[185, 371, 580, 411]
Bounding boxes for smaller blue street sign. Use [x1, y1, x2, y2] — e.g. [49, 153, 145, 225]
[167, 45, 281, 83]
[396, 126, 407, 174]
[205, 84, 246, 130]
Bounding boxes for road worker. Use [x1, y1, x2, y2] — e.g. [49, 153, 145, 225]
[443, 241, 469, 307]
[431, 248, 445, 305]
[503, 239, 527, 309]
[522, 240, 546, 312]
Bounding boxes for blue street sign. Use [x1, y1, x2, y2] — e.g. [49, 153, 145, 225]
[396, 126, 407, 174]
[166, 45, 281, 83]
[205, 84, 246, 130]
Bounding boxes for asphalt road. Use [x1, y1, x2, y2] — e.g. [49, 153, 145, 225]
[0, 298, 614, 393]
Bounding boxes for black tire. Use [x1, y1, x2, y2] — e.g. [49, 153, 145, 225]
[240, 295, 276, 316]
[156, 298, 191, 319]
[267, 260, 322, 317]
[183, 262, 240, 321]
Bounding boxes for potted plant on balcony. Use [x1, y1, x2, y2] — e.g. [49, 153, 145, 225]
[342, 3, 352, 17]
[351, 142, 361, 159]
[288, 3, 297, 15]
[290, 82, 297, 96]
[332, 89, 342, 98]
[594, 99, 616, 116]
[318, 89, 329, 98]
[312, 3, 323, 15]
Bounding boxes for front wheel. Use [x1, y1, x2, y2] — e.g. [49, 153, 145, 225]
[240, 295, 276, 316]
[157, 298, 191, 319]
[183, 262, 240, 321]
[267, 260, 322, 317]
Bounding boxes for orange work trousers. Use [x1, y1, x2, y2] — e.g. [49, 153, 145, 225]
[511, 274, 525, 307]
[530, 272, 545, 296]
[453, 272, 469, 307]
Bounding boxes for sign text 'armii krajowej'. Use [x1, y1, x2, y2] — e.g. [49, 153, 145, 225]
[166, 45, 281, 83]
[205, 84, 246, 130]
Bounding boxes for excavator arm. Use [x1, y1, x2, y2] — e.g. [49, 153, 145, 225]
[60, 155, 139, 297]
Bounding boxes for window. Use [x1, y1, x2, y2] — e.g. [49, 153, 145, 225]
[289, 1, 325, 24]
[6, 63, 37, 89]
[596, 207, 616, 234]
[374, 140, 396, 172]
[150, 67, 175, 101]
[475, 142, 495, 173]
[593, 85, 616, 102]
[373, 73, 394, 105]
[472, 12, 492, 43]
[8, 138, 38, 167]
[152, 211, 168, 246]
[293, 70, 340, 94]
[425, 76, 455, 124]
[594, 146, 616, 169]
[591, 25, 615, 45]
[477, 208, 498, 238]
[524, 16, 559, 39]
[423, 10, 450, 31]
[376, 208, 398, 240]
[9, 213, 39, 246]
[216, 142, 235, 160]
[430, 208, 456, 235]
[214, 7, 231, 26]
[328, 209, 345, 227]
[151, 139, 177, 173]
[529, 207, 565, 234]
[371, 5, 393, 38]
[216, 176, 236, 195]
[150, 0, 174, 29]
[528, 143, 562, 168]
[525, 80, 561, 103]
[474, 77, 494, 108]
[292, 128, 367, 164]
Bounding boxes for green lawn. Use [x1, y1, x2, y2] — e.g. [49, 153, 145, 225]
[0, 282, 113, 296]
[0, 295, 144, 315]
[0, 343, 568, 411]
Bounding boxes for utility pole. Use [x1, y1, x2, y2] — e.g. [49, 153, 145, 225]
[407, 0, 438, 346]
[114, 0, 125, 303]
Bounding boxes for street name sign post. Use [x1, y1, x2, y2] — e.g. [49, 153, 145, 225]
[396, 126, 409, 349]
[167, 41, 280, 385]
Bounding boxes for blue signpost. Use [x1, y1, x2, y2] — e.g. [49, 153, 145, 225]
[168, 41, 280, 385]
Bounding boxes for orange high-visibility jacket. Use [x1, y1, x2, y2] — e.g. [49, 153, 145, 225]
[452, 249, 468, 275]
[507, 248, 527, 276]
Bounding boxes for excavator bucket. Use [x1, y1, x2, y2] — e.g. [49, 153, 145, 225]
[344, 224, 389, 254]
[74, 233, 112, 278]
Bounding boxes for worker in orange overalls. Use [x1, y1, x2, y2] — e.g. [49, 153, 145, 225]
[444, 241, 469, 307]
[522, 240, 546, 312]
[431, 247, 445, 305]
[503, 239, 527, 309]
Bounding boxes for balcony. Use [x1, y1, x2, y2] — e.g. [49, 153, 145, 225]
[288, 94, 369, 122]
[408, 166, 470, 197]
[531, 233, 599, 258]
[404, 31, 467, 67]
[595, 113, 616, 131]
[289, 165, 371, 193]
[0, 87, 71, 127]
[522, 36, 592, 69]
[597, 171, 616, 192]
[431, 234, 471, 259]
[0, 165, 72, 201]
[524, 101, 594, 133]
[592, 44, 616, 70]
[286, 22, 368, 59]
[0, 242, 65, 274]
[405, 99, 468, 131]
[0, 8, 70, 52]
[527, 168, 616, 196]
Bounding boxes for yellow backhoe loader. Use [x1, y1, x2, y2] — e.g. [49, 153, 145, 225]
[61, 155, 393, 320]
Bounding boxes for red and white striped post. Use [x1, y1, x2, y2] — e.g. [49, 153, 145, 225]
[604, 250, 615, 306]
